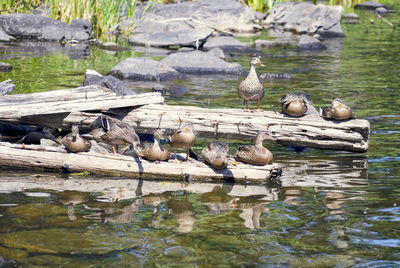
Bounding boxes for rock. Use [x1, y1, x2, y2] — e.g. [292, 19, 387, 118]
[0, 29, 15, 42]
[254, 39, 294, 48]
[97, 41, 129, 51]
[82, 69, 135, 96]
[161, 50, 246, 75]
[110, 57, 185, 81]
[0, 80, 15, 95]
[354, 1, 385, 10]
[152, 83, 167, 95]
[0, 62, 12, 72]
[0, 13, 92, 41]
[204, 36, 245, 49]
[264, 2, 345, 38]
[207, 47, 225, 59]
[170, 85, 188, 98]
[343, 13, 359, 20]
[129, 28, 213, 48]
[124, 0, 260, 34]
[297, 35, 326, 51]
[375, 7, 392, 14]
[259, 72, 294, 80]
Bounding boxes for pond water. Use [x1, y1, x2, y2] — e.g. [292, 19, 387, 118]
[0, 7, 400, 267]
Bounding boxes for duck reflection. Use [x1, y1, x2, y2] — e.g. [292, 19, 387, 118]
[201, 186, 270, 229]
[142, 192, 170, 229]
[102, 199, 140, 223]
[167, 192, 195, 233]
[58, 191, 89, 221]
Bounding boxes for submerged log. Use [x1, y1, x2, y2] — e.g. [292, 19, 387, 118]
[0, 85, 163, 121]
[0, 141, 282, 184]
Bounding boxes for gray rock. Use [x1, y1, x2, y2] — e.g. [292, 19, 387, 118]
[129, 28, 213, 48]
[260, 72, 294, 80]
[161, 50, 246, 75]
[207, 47, 225, 59]
[170, 85, 188, 98]
[354, 1, 385, 10]
[0, 79, 15, 95]
[203, 36, 246, 49]
[343, 13, 359, 20]
[254, 39, 294, 48]
[110, 57, 185, 81]
[125, 0, 260, 34]
[152, 83, 167, 95]
[82, 69, 136, 96]
[0, 13, 92, 41]
[0, 62, 12, 72]
[264, 2, 345, 38]
[375, 7, 391, 14]
[97, 41, 129, 51]
[0, 29, 15, 42]
[298, 35, 326, 51]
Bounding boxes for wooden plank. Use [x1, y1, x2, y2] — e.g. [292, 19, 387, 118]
[0, 142, 282, 184]
[0, 86, 164, 121]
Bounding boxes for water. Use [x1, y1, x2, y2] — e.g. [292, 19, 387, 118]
[1, 7, 400, 267]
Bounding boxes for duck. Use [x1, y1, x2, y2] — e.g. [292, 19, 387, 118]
[238, 55, 265, 112]
[234, 132, 273, 166]
[62, 124, 91, 153]
[141, 129, 171, 162]
[168, 122, 196, 162]
[322, 97, 356, 120]
[84, 115, 142, 157]
[280, 92, 309, 117]
[202, 141, 230, 170]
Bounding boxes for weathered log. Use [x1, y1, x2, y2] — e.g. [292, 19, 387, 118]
[0, 141, 282, 184]
[0, 86, 164, 121]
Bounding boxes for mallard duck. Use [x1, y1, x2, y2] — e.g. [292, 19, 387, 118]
[168, 122, 196, 162]
[100, 115, 142, 158]
[280, 92, 309, 117]
[202, 141, 230, 170]
[322, 97, 356, 120]
[238, 55, 265, 112]
[62, 124, 91, 153]
[234, 132, 273, 166]
[142, 129, 171, 161]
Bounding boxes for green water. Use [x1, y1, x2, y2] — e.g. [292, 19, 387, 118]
[1, 7, 400, 267]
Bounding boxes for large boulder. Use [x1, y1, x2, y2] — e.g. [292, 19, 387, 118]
[82, 69, 136, 96]
[161, 50, 246, 75]
[110, 57, 185, 81]
[264, 2, 345, 38]
[129, 28, 213, 48]
[0, 14, 92, 41]
[297, 35, 326, 51]
[0, 29, 15, 42]
[124, 0, 260, 35]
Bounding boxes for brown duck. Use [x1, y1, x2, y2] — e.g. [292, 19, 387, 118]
[168, 122, 196, 162]
[322, 97, 355, 120]
[234, 132, 273, 166]
[280, 92, 309, 117]
[142, 129, 171, 162]
[238, 55, 265, 112]
[62, 124, 91, 153]
[202, 141, 230, 170]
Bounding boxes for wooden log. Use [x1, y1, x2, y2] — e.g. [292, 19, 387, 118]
[0, 86, 164, 121]
[0, 142, 282, 184]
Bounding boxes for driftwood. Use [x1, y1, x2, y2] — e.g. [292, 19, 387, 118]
[0, 85, 164, 121]
[31, 104, 369, 152]
[0, 141, 282, 184]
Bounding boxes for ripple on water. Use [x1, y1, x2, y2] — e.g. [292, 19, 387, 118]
[368, 157, 400, 163]
[350, 237, 400, 248]
[353, 260, 400, 268]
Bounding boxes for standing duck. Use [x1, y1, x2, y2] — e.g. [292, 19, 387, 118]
[168, 122, 196, 162]
[234, 132, 273, 166]
[322, 97, 356, 120]
[202, 141, 230, 170]
[142, 129, 171, 162]
[280, 92, 310, 117]
[62, 124, 91, 153]
[238, 55, 265, 112]
[95, 115, 142, 158]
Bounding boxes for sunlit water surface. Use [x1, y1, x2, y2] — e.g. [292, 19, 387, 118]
[0, 7, 400, 267]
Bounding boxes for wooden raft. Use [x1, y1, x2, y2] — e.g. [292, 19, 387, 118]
[0, 142, 282, 184]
